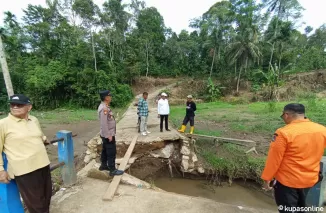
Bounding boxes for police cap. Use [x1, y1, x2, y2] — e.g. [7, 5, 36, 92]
[284, 103, 305, 114]
[99, 90, 112, 98]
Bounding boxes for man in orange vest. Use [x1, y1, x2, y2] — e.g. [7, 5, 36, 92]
[261, 103, 326, 212]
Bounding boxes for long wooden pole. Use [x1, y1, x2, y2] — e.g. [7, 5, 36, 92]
[185, 133, 256, 147]
[102, 135, 138, 201]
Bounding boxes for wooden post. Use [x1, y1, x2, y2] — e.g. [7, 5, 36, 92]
[56, 130, 77, 186]
[0, 153, 24, 213]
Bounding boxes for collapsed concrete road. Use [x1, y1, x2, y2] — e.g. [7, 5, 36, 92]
[50, 85, 278, 213]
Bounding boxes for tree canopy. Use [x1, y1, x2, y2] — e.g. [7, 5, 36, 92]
[0, 0, 325, 109]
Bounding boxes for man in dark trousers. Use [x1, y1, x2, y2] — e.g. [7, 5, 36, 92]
[157, 92, 171, 132]
[0, 94, 52, 213]
[261, 103, 326, 213]
[98, 90, 124, 176]
[178, 95, 196, 134]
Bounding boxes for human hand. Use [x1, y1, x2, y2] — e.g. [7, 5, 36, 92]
[262, 180, 273, 191]
[108, 136, 113, 142]
[0, 171, 10, 184]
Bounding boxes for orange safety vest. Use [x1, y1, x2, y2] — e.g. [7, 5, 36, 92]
[261, 119, 326, 188]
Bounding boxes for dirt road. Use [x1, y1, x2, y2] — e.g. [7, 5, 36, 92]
[43, 121, 99, 162]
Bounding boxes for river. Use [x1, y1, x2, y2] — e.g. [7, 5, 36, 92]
[154, 177, 277, 211]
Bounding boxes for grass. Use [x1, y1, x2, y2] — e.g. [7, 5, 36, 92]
[170, 99, 326, 136]
[170, 97, 326, 183]
[197, 140, 266, 184]
[0, 106, 127, 125]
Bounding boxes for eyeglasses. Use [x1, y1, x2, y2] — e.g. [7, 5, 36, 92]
[10, 103, 26, 108]
[280, 112, 290, 118]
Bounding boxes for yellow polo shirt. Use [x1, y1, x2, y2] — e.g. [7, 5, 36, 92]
[0, 113, 50, 178]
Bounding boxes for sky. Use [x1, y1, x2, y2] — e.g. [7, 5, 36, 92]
[0, 0, 325, 34]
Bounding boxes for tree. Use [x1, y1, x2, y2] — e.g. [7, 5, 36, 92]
[263, 0, 303, 71]
[0, 28, 14, 97]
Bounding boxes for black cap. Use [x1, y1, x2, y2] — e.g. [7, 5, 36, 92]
[284, 103, 305, 114]
[99, 90, 112, 98]
[9, 94, 32, 105]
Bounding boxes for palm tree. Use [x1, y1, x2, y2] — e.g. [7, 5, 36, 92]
[263, 0, 287, 71]
[0, 28, 14, 97]
[263, 0, 302, 71]
[227, 27, 262, 93]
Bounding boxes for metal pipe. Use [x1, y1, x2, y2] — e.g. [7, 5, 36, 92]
[45, 133, 77, 146]
[50, 162, 65, 171]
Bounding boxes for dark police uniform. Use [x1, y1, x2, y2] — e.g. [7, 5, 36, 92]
[98, 90, 123, 176]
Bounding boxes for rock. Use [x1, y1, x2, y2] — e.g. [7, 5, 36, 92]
[150, 143, 174, 158]
[86, 150, 91, 155]
[192, 154, 198, 163]
[97, 139, 102, 145]
[188, 161, 195, 169]
[197, 167, 205, 174]
[182, 143, 189, 147]
[87, 168, 111, 180]
[183, 140, 189, 145]
[90, 153, 97, 159]
[181, 146, 191, 155]
[84, 155, 91, 164]
[182, 155, 189, 160]
[77, 160, 96, 177]
[87, 144, 97, 149]
[181, 159, 189, 171]
[88, 139, 97, 145]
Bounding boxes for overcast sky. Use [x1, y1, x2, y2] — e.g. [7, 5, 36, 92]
[1, 0, 325, 34]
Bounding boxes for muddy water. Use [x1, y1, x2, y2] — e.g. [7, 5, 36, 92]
[154, 177, 277, 211]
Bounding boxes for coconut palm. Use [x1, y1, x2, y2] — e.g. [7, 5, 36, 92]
[226, 26, 262, 93]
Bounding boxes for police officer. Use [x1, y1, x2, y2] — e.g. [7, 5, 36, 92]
[261, 103, 326, 212]
[98, 90, 123, 176]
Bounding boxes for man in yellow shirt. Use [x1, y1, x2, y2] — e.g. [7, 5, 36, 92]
[261, 103, 326, 212]
[0, 94, 51, 213]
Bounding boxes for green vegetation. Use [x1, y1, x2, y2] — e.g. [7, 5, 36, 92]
[198, 141, 266, 184]
[1, 0, 326, 109]
[171, 97, 326, 182]
[170, 98, 326, 136]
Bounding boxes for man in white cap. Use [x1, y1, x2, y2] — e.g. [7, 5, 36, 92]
[178, 95, 196, 134]
[157, 92, 170, 132]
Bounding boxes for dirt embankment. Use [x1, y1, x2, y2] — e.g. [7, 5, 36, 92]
[132, 70, 326, 104]
[131, 77, 179, 95]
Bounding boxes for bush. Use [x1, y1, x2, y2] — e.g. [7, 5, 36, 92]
[201, 77, 222, 102]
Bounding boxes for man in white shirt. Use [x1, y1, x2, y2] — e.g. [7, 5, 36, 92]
[157, 93, 171, 132]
